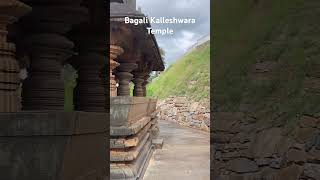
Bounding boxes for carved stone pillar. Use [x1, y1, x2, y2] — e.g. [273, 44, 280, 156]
[0, 0, 31, 112]
[142, 74, 150, 97]
[71, 29, 107, 112]
[116, 63, 137, 96]
[133, 72, 145, 97]
[110, 45, 123, 97]
[21, 4, 87, 110]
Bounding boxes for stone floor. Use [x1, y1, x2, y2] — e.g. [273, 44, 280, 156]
[143, 120, 210, 180]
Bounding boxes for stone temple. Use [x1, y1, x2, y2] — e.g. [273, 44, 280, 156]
[110, 0, 165, 179]
[0, 0, 106, 179]
[0, 0, 164, 179]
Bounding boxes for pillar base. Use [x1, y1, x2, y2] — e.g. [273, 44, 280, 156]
[110, 97, 159, 180]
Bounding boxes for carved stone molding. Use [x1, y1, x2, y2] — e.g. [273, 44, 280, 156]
[110, 45, 123, 97]
[0, 0, 31, 112]
[116, 63, 137, 96]
[71, 26, 107, 112]
[21, 3, 87, 110]
[132, 72, 145, 97]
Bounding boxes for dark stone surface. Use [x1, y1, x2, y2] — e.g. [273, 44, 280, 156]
[0, 111, 108, 180]
[0, 111, 107, 136]
[227, 158, 259, 173]
[110, 96, 152, 127]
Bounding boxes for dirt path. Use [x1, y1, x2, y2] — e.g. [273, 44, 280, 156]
[143, 120, 210, 180]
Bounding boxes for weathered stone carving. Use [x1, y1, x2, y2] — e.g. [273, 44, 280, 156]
[110, 1, 165, 179]
[71, 27, 107, 112]
[0, 1, 109, 180]
[0, 0, 31, 112]
[110, 97, 158, 180]
[110, 45, 123, 97]
[21, 2, 87, 110]
[116, 63, 137, 96]
[142, 74, 150, 97]
[133, 72, 145, 97]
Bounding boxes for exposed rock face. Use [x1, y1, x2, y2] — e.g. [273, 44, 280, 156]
[213, 0, 320, 179]
[212, 113, 320, 180]
[157, 96, 210, 132]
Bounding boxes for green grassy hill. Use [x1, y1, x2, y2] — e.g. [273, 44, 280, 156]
[147, 41, 210, 103]
[214, 0, 320, 127]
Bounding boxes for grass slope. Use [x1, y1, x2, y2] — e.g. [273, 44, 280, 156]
[214, 0, 320, 127]
[147, 41, 210, 102]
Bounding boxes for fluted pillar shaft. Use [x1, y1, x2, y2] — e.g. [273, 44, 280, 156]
[22, 35, 74, 110]
[72, 30, 107, 112]
[110, 45, 123, 97]
[116, 63, 137, 96]
[0, 0, 31, 112]
[21, 3, 87, 110]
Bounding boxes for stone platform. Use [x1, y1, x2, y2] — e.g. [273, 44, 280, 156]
[0, 111, 108, 180]
[110, 97, 160, 180]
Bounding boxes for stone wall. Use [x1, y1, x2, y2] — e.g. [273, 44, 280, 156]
[157, 96, 210, 132]
[212, 1, 320, 179]
[212, 112, 320, 180]
[110, 97, 159, 180]
[0, 112, 108, 180]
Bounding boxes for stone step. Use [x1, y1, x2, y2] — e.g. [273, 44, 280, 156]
[110, 122, 151, 149]
[110, 133, 150, 162]
[110, 140, 154, 180]
[152, 138, 163, 149]
[110, 117, 151, 136]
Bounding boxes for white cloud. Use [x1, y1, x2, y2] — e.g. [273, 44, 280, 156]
[136, 0, 210, 65]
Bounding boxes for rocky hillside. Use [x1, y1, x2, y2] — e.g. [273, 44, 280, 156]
[213, 0, 320, 179]
[147, 41, 210, 105]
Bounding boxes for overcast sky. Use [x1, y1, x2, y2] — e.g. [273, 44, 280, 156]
[136, 0, 210, 66]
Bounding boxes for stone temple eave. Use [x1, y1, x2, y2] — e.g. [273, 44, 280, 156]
[110, 0, 164, 72]
[142, 22, 165, 72]
[110, 13, 145, 19]
[110, 17, 164, 72]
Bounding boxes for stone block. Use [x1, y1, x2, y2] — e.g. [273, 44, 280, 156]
[303, 163, 320, 179]
[0, 112, 108, 180]
[0, 111, 107, 136]
[147, 99, 157, 116]
[110, 122, 151, 149]
[275, 164, 302, 180]
[110, 134, 150, 162]
[110, 117, 151, 136]
[227, 158, 259, 173]
[152, 138, 163, 149]
[110, 97, 151, 127]
[110, 141, 154, 180]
